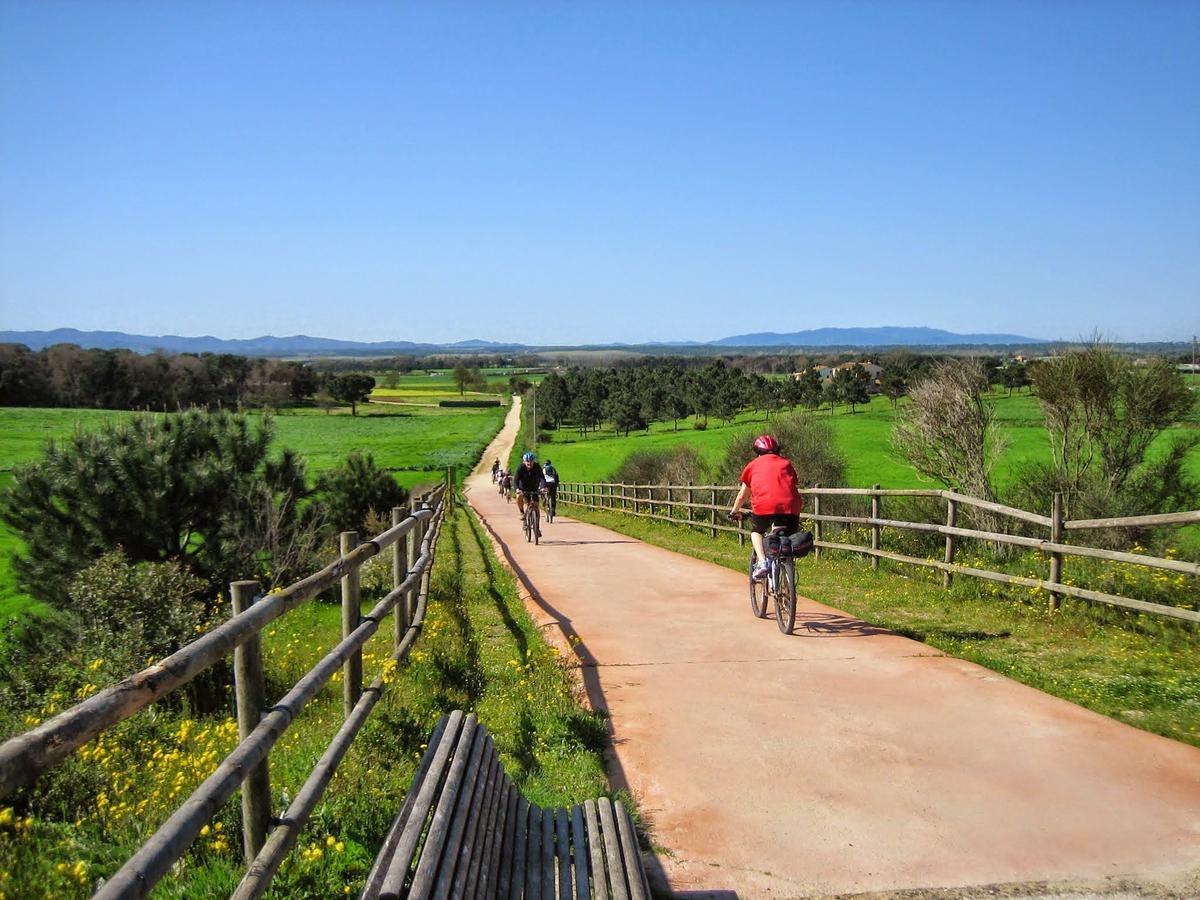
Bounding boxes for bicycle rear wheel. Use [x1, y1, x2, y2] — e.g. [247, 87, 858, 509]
[749, 555, 768, 618]
[774, 560, 797, 634]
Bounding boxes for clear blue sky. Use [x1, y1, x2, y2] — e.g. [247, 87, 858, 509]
[1, 1, 1197, 345]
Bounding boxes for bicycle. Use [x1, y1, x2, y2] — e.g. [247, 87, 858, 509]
[730, 515, 798, 634]
[521, 491, 541, 544]
[542, 487, 556, 524]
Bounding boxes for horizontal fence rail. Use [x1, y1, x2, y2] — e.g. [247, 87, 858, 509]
[0, 471, 459, 899]
[557, 481, 1200, 625]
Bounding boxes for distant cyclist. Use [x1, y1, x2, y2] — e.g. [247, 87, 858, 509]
[542, 459, 559, 518]
[729, 435, 802, 580]
[514, 452, 546, 535]
[491, 459, 500, 482]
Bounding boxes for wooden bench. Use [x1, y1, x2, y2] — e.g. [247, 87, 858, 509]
[361, 710, 652, 900]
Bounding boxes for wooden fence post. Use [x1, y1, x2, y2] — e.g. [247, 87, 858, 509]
[447, 466, 456, 512]
[943, 496, 958, 588]
[1049, 492, 1064, 612]
[813, 490, 822, 558]
[340, 532, 363, 718]
[392, 506, 407, 648]
[231, 580, 270, 862]
[408, 497, 421, 626]
[871, 484, 881, 571]
[710, 488, 718, 538]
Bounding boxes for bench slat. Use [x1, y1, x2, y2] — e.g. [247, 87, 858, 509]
[360, 713, 455, 900]
[596, 798, 630, 900]
[497, 785, 520, 899]
[510, 795, 530, 900]
[378, 711, 471, 899]
[614, 802, 649, 900]
[570, 805, 591, 900]
[420, 721, 489, 899]
[556, 806, 572, 900]
[542, 807, 556, 899]
[454, 737, 503, 899]
[529, 802, 545, 900]
[473, 757, 509, 898]
[583, 799, 610, 900]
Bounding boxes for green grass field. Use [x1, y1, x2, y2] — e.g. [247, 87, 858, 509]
[536, 390, 1200, 493]
[0, 401, 507, 624]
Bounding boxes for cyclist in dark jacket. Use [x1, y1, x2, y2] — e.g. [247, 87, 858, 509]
[542, 460, 559, 518]
[514, 452, 546, 525]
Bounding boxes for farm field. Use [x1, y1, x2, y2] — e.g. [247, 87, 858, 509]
[534, 390, 1200, 494]
[0, 401, 507, 623]
[369, 368, 544, 406]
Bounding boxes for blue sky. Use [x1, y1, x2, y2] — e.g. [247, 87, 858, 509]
[1, 1, 1197, 345]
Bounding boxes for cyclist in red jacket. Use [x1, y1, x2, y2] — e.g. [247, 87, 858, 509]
[729, 434, 803, 579]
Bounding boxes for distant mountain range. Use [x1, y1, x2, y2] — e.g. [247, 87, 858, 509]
[0, 326, 1049, 356]
[711, 327, 1045, 347]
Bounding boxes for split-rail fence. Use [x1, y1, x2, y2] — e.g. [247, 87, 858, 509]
[0, 476, 453, 899]
[558, 481, 1199, 625]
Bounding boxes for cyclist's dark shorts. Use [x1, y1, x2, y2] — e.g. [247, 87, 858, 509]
[750, 513, 800, 535]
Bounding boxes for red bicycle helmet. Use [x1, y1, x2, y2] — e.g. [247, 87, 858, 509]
[753, 434, 779, 453]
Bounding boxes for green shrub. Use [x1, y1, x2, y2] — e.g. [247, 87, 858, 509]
[717, 412, 847, 490]
[0, 410, 313, 603]
[316, 452, 408, 536]
[611, 445, 709, 486]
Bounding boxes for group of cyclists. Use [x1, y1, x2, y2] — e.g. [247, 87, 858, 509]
[491, 454, 559, 536]
[487, 432, 799, 581]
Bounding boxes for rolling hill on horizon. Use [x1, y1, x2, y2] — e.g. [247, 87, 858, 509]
[1, 325, 1051, 357]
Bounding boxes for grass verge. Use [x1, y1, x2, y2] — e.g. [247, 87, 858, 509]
[0, 504, 610, 898]
[561, 501, 1200, 749]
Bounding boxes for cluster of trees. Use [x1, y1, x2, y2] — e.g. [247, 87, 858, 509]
[534, 360, 895, 436]
[0, 343, 391, 415]
[891, 348, 1197, 528]
[0, 343, 321, 410]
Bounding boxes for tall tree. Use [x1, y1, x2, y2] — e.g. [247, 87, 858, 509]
[328, 373, 375, 415]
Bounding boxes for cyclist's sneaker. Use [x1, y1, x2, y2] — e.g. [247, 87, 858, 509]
[752, 560, 769, 580]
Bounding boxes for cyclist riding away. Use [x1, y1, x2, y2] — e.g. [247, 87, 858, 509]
[729, 435, 802, 580]
[514, 451, 546, 535]
[542, 459, 559, 518]
[492, 459, 500, 482]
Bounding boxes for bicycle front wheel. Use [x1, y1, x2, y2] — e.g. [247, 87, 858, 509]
[774, 560, 797, 634]
[523, 510, 532, 542]
[534, 507, 540, 544]
[749, 555, 768, 618]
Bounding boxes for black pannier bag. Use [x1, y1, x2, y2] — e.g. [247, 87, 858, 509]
[766, 530, 815, 558]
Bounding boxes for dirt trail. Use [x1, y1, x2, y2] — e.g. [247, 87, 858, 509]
[465, 400, 1200, 899]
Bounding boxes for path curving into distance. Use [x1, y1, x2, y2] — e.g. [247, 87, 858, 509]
[465, 399, 1200, 899]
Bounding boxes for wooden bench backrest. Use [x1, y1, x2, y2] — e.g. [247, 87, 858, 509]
[362, 711, 651, 900]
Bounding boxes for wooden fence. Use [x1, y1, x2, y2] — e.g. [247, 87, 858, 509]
[557, 481, 1200, 625]
[0, 476, 454, 899]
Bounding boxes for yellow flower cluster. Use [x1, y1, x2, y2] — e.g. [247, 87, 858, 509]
[77, 717, 239, 832]
[54, 860, 88, 886]
[0, 808, 32, 836]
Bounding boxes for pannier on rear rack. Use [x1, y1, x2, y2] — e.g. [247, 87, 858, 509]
[766, 530, 815, 558]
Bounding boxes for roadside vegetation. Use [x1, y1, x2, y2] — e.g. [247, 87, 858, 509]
[0, 505, 609, 899]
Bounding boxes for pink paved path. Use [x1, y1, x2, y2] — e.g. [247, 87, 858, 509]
[467, 402, 1200, 898]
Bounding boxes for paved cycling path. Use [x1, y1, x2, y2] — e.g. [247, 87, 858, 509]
[466, 401, 1200, 899]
